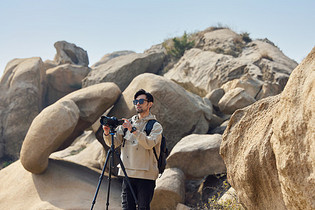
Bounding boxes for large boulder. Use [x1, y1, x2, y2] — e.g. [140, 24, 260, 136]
[82, 50, 166, 91]
[20, 83, 121, 174]
[164, 28, 297, 98]
[54, 41, 89, 66]
[108, 73, 213, 149]
[91, 50, 135, 68]
[45, 64, 90, 106]
[167, 134, 226, 179]
[151, 168, 185, 210]
[0, 159, 121, 209]
[220, 47, 315, 210]
[0, 57, 46, 160]
[218, 87, 256, 114]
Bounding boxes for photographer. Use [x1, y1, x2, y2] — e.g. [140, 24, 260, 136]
[103, 89, 163, 210]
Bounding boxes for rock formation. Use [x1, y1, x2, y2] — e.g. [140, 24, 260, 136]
[166, 134, 226, 178]
[0, 26, 306, 209]
[91, 50, 135, 68]
[20, 83, 121, 174]
[45, 63, 90, 106]
[82, 49, 166, 91]
[0, 58, 46, 160]
[54, 41, 89, 66]
[220, 47, 315, 210]
[164, 28, 297, 101]
[151, 168, 186, 209]
[0, 159, 121, 209]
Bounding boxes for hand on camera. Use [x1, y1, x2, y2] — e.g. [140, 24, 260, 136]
[122, 118, 132, 131]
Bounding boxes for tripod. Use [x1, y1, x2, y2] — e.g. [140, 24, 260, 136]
[91, 126, 138, 210]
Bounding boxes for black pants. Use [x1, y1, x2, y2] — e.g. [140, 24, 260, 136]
[122, 177, 156, 210]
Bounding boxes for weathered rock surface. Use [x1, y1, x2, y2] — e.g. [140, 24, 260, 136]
[151, 168, 185, 210]
[91, 50, 135, 68]
[0, 159, 121, 210]
[51, 131, 105, 170]
[164, 28, 297, 99]
[54, 41, 89, 66]
[21, 100, 80, 174]
[218, 87, 256, 114]
[45, 64, 90, 106]
[82, 50, 166, 91]
[220, 47, 315, 210]
[20, 83, 121, 174]
[206, 88, 225, 107]
[0, 57, 46, 159]
[108, 73, 213, 149]
[167, 134, 226, 179]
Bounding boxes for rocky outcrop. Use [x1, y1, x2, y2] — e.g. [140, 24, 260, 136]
[20, 83, 121, 174]
[82, 50, 166, 91]
[164, 29, 297, 99]
[108, 73, 213, 149]
[151, 168, 185, 210]
[167, 134, 226, 179]
[206, 88, 225, 108]
[0, 58, 46, 160]
[45, 64, 90, 106]
[91, 50, 135, 68]
[220, 47, 315, 210]
[218, 87, 256, 114]
[0, 159, 121, 209]
[54, 41, 89, 66]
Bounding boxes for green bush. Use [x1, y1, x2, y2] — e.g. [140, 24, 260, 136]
[164, 32, 195, 59]
[240, 32, 252, 43]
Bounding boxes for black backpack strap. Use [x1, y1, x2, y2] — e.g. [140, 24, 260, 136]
[145, 119, 157, 136]
[153, 148, 158, 161]
[145, 120, 159, 161]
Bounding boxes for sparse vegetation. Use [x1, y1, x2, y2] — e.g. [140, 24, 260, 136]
[185, 174, 244, 209]
[199, 180, 244, 209]
[240, 32, 252, 43]
[163, 32, 195, 59]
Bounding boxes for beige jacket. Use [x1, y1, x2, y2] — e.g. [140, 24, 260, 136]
[104, 113, 163, 180]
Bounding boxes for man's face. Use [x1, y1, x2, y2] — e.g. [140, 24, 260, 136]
[134, 94, 151, 113]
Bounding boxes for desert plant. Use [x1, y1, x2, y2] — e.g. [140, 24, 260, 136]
[240, 32, 252, 43]
[197, 179, 244, 209]
[164, 32, 195, 59]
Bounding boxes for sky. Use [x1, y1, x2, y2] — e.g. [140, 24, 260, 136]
[0, 0, 314, 77]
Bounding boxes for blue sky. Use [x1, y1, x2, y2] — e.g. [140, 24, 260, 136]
[0, 0, 314, 76]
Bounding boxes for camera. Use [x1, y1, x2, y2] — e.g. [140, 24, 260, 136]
[100, 116, 124, 128]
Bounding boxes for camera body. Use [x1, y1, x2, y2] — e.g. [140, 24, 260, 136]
[100, 116, 124, 128]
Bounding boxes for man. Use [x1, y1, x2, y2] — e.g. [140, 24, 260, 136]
[103, 89, 163, 210]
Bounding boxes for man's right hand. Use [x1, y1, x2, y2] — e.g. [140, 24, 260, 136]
[103, 125, 110, 136]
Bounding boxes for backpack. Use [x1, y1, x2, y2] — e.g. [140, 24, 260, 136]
[145, 120, 168, 174]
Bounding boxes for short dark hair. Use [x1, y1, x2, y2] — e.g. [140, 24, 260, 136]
[134, 89, 154, 102]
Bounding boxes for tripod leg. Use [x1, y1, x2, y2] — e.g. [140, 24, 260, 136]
[113, 150, 139, 206]
[105, 151, 113, 210]
[91, 149, 112, 210]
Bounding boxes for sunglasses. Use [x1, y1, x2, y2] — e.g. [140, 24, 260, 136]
[133, 99, 148, 105]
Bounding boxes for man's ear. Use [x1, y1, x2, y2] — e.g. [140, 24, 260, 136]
[148, 102, 153, 109]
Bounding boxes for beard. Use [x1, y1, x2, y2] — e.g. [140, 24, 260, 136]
[136, 108, 143, 113]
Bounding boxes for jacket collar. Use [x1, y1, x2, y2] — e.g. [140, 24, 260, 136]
[132, 112, 156, 122]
